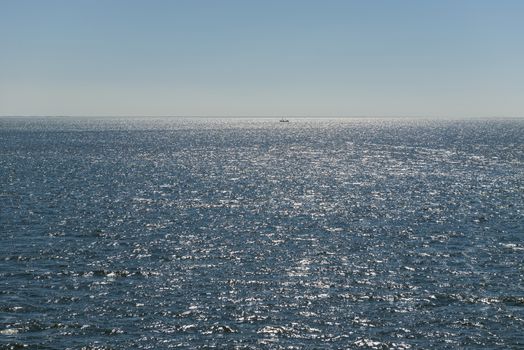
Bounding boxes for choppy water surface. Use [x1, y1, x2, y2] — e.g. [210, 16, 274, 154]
[1, 117, 523, 349]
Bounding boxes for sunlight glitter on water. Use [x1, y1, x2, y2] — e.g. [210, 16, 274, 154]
[0, 117, 523, 348]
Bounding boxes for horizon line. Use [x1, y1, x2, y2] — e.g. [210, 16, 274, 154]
[1, 115, 522, 119]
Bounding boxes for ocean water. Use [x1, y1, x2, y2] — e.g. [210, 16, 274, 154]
[0, 117, 523, 349]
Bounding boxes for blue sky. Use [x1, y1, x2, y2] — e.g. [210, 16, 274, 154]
[1, 0, 523, 117]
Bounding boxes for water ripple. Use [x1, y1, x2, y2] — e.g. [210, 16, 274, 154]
[1, 117, 523, 348]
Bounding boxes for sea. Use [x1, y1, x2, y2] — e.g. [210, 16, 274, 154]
[1, 117, 523, 349]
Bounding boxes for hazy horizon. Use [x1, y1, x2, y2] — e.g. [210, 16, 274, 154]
[1, 115, 522, 119]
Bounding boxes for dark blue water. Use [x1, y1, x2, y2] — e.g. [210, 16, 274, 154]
[1, 117, 523, 349]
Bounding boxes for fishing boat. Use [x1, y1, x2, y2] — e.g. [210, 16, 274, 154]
[279, 117, 289, 122]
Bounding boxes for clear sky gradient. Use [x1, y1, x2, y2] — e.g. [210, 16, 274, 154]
[1, 0, 523, 117]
